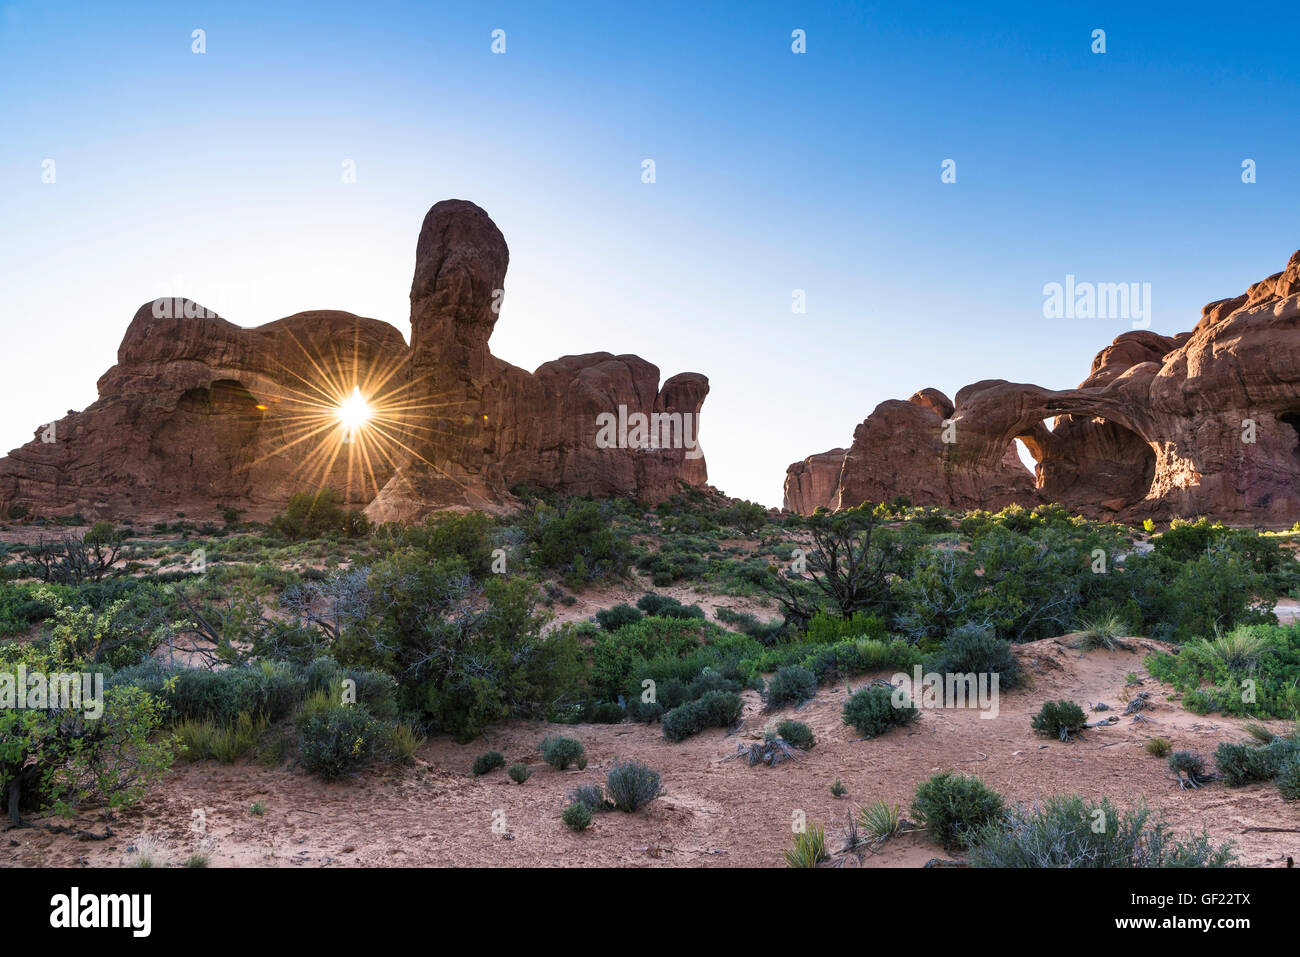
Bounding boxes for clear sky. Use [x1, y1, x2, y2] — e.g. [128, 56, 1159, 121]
[1, 1, 1297, 507]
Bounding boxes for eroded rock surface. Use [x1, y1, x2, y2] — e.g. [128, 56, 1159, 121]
[0, 201, 708, 522]
[785, 251, 1300, 524]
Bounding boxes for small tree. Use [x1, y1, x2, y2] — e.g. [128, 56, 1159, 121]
[768, 505, 916, 629]
[1, 643, 175, 825]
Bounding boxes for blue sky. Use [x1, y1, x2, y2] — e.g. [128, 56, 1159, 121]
[1, 1, 1297, 506]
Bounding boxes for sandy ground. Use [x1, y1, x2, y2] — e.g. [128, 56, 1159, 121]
[544, 574, 779, 632]
[3, 635, 1296, 868]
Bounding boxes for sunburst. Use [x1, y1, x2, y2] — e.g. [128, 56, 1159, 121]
[234, 326, 494, 507]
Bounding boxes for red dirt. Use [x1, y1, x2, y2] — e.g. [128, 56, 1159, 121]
[3, 635, 1296, 868]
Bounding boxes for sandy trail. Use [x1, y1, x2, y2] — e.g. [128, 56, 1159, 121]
[3, 636, 1296, 868]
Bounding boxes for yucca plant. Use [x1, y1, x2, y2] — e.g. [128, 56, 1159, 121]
[784, 822, 828, 868]
[388, 722, 425, 763]
[1073, 612, 1126, 651]
[1201, 629, 1267, 672]
[857, 799, 901, 842]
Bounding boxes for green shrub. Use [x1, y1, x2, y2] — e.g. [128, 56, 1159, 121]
[911, 772, 1005, 851]
[111, 660, 307, 725]
[296, 705, 385, 780]
[523, 499, 633, 583]
[472, 751, 505, 776]
[799, 638, 922, 683]
[581, 700, 627, 724]
[765, 665, 817, 709]
[804, 610, 887, 644]
[176, 711, 265, 763]
[508, 762, 533, 784]
[1277, 755, 1300, 801]
[1168, 750, 1210, 786]
[1214, 740, 1292, 786]
[541, 736, 585, 770]
[842, 685, 918, 738]
[1032, 700, 1088, 740]
[965, 795, 1235, 867]
[697, 688, 744, 727]
[1145, 737, 1172, 758]
[568, 784, 611, 813]
[635, 593, 705, 619]
[590, 616, 715, 700]
[387, 722, 424, 763]
[562, 801, 593, 831]
[661, 690, 743, 742]
[271, 488, 368, 541]
[606, 760, 661, 812]
[394, 511, 498, 577]
[925, 624, 1021, 691]
[595, 604, 643, 630]
[775, 719, 815, 750]
[347, 556, 585, 741]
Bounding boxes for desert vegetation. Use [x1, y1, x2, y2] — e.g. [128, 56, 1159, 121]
[3, 491, 1299, 865]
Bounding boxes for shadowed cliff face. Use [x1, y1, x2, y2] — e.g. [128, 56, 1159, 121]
[0, 200, 709, 523]
[785, 250, 1300, 525]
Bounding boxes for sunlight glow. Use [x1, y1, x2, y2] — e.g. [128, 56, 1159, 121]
[337, 386, 372, 433]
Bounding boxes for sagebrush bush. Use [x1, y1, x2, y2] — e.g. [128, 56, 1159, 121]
[924, 624, 1021, 691]
[911, 772, 1004, 851]
[697, 689, 744, 727]
[775, 719, 815, 751]
[112, 660, 307, 725]
[562, 801, 593, 831]
[595, 604, 643, 631]
[765, 665, 817, 709]
[541, 736, 585, 770]
[1277, 756, 1300, 801]
[842, 685, 918, 738]
[1214, 740, 1292, 786]
[635, 593, 704, 619]
[1169, 750, 1210, 786]
[296, 705, 385, 780]
[508, 762, 532, 783]
[965, 795, 1236, 867]
[568, 784, 611, 813]
[606, 760, 661, 812]
[661, 690, 743, 742]
[1031, 700, 1087, 740]
[472, 751, 505, 776]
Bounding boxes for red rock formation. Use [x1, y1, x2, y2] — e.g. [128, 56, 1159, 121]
[0, 201, 708, 522]
[783, 448, 846, 514]
[785, 250, 1300, 525]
